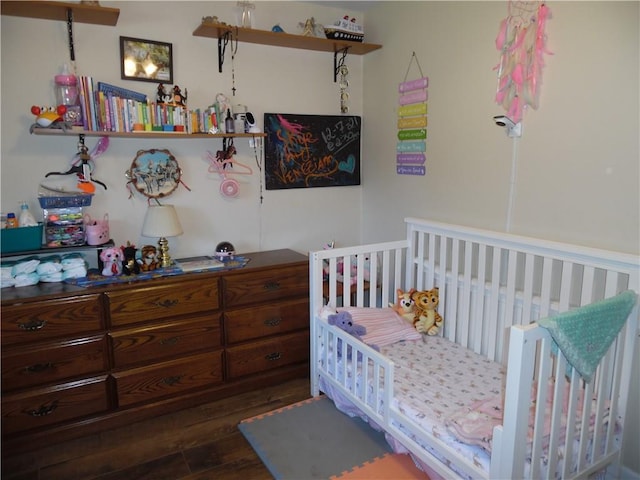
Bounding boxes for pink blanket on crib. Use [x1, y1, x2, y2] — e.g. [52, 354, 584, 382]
[446, 380, 607, 453]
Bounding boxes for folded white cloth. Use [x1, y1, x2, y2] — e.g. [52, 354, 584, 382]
[11, 258, 40, 276]
[61, 253, 86, 270]
[39, 271, 64, 282]
[62, 265, 87, 279]
[13, 272, 40, 287]
[36, 256, 63, 275]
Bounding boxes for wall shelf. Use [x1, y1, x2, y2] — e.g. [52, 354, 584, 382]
[31, 129, 266, 140]
[1, 1, 120, 26]
[193, 22, 381, 55]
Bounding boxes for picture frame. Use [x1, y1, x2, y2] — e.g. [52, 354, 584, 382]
[120, 36, 173, 83]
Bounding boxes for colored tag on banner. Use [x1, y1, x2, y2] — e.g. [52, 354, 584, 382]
[398, 76, 429, 93]
[397, 165, 425, 175]
[397, 141, 426, 153]
[398, 116, 427, 129]
[398, 128, 427, 140]
[399, 90, 427, 105]
[398, 103, 427, 117]
[397, 153, 426, 164]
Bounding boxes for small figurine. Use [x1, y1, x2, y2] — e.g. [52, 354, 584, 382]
[121, 242, 140, 275]
[29, 105, 71, 133]
[138, 244, 159, 272]
[100, 246, 124, 276]
[171, 86, 187, 106]
[156, 84, 170, 104]
[299, 17, 317, 37]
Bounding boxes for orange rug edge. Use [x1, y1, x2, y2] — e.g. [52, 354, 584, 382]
[329, 452, 430, 479]
[239, 396, 322, 424]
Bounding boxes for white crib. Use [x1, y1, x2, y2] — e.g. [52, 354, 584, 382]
[309, 218, 638, 479]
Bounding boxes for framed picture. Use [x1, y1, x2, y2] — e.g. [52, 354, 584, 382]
[120, 36, 173, 83]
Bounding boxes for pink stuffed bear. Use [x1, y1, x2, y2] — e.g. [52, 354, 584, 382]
[100, 246, 124, 276]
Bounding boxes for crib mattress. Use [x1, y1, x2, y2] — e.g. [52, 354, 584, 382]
[384, 337, 504, 475]
[320, 335, 504, 477]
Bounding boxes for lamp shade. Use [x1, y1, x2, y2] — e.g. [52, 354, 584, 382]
[141, 205, 183, 238]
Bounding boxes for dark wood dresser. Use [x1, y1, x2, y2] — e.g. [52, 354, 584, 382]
[1, 249, 309, 455]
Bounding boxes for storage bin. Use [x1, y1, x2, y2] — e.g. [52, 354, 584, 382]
[38, 194, 93, 209]
[0, 224, 43, 253]
[44, 208, 85, 247]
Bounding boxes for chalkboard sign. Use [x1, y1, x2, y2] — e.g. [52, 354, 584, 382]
[264, 113, 361, 190]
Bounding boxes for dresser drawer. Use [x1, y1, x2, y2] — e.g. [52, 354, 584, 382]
[225, 331, 310, 379]
[224, 298, 309, 344]
[114, 351, 223, 407]
[1, 295, 104, 346]
[1, 376, 110, 436]
[223, 264, 308, 308]
[111, 316, 222, 368]
[2, 335, 109, 392]
[107, 279, 220, 327]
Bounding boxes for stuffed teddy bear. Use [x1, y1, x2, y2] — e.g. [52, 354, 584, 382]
[389, 288, 417, 323]
[327, 310, 379, 357]
[411, 287, 443, 336]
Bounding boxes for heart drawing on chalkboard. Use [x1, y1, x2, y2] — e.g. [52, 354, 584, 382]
[338, 154, 356, 174]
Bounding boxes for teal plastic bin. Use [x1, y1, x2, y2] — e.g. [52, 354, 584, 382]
[0, 224, 43, 254]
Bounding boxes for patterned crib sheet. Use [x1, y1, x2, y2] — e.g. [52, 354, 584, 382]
[383, 337, 504, 474]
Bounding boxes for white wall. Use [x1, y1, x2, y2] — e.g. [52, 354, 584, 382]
[361, 1, 639, 473]
[1, 1, 365, 257]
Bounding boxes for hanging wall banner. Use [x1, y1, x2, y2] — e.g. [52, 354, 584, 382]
[397, 52, 428, 176]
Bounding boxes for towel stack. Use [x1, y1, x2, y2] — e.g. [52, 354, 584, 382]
[1, 253, 88, 288]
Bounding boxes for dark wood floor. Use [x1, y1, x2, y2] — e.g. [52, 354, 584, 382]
[2, 377, 311, 480]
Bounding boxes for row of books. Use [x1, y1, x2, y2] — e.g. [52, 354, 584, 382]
[77, 76, 229, 134]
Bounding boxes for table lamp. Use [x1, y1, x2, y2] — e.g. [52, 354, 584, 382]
[141, 204, 183, 268]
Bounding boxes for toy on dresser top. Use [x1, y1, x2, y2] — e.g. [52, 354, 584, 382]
[321, 241, 370, 285]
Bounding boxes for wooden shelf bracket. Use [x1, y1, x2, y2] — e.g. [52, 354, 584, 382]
[66, 7, 75, 62]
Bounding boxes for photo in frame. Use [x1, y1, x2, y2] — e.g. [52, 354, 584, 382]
[264, 113, 361, 190]
[120, 36, 173, 83]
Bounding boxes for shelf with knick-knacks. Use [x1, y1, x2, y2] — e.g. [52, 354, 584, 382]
[30, 129, 266, 140]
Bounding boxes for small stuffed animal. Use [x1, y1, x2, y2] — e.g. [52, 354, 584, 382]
[138, 244, 159, 272]
[389, 288, 417, 323]
[411, 287, 443, 336]
[100, 246, 124, 276]
[328, 311, 379, 356]
[121, 242, 140, 276]
[328, 311, 367, 340]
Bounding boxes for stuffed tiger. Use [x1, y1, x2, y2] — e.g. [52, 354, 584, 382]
[411, 287, 443, 336]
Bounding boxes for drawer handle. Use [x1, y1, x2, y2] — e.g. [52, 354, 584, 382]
[162, 375, 183, 386]
[161, 336, 180, 346]
[18, 319, 47, 331]
[154, 299, 179, 308]
[26, 400, 58, 417]
[264, 317, 282, 327]
[25, 362, 53, 373]
[265, 352, 282, 361]
[263, 281, 281, 291]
